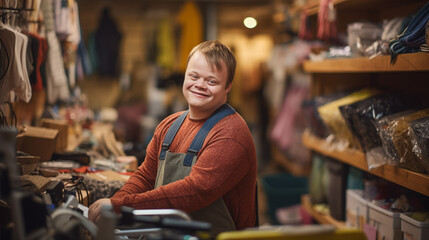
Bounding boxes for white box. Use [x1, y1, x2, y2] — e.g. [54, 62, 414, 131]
[368, 201, 404, 240]
[401, 213, 429, 240]
[346, 189, 369, 230]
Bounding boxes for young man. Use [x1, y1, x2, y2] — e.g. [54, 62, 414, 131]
[88, 40, 257, 236]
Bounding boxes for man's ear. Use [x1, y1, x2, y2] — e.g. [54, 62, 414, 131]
[226, 82, 233, 93]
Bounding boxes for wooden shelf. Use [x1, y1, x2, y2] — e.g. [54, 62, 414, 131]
[303, 53, 429, 73]
[302, 131, 429, 197]
[291, 0, 349, 16]
[291, 0, 426, 18]
[301, 194, 346, 228]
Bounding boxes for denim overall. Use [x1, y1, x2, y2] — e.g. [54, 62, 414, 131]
[154, 104, 237, 236]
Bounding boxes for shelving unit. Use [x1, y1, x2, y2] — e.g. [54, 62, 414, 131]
[300, 53, 429, 229]
[301, 194, 345, 228]
[301, 51, 429, 231]
[304, 52, 429, 73]
[302, 131, 429, 197]
[294, 0, 429, 228]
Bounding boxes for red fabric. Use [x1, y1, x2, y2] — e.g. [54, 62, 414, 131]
[317, 0, 337, 40]
[27, 33, 47, 91]
[110, 111, 257, 230]
[299, 10, 313, 40]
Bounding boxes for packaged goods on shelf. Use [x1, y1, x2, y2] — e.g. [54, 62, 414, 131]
[347, 22, 382, 57]
[302, 92, 350, 139]
[339, 92, 423, 170]
[317, 88, 380, 150]
[375, 109, 429, 174]
[409, 116, 429, 174]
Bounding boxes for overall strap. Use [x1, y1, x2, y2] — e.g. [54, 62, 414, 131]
[159, 111, 188, 160]
[183, 104, 236, 166]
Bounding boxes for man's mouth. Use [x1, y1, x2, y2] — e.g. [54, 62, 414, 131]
[190, 90, 209, 97]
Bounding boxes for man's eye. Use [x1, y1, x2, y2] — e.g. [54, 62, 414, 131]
[207, 80, 217, 85]
[190, 75, 198, 80]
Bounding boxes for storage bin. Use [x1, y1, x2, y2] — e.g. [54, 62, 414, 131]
[400, 213, 429, 240]
[346, 189, 369, 230]
[368, 201, 404, 240]
[261, 173, 308, 224]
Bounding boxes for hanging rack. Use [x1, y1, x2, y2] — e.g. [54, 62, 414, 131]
[0, 7, 33, 11]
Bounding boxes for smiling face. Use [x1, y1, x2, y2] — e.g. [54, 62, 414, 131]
[183, 50, 232, 120]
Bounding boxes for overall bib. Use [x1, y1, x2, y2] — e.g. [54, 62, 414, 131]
[154, 104, 237, 236]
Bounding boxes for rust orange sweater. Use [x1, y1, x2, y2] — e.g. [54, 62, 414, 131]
[110, 111, 257, 230]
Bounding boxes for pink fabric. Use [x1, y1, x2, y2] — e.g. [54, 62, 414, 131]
[271, 85, 309, 150]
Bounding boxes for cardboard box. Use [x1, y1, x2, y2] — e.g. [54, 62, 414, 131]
[41, 118, 69, 153]
[16, 155, 41, 175]
[17, 126, 58, 162]
[116, 156, 138, 172]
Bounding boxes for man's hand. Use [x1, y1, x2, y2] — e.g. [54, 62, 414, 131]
[88, 198, 112, 223]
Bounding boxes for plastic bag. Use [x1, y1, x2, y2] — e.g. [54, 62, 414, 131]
[409, 116, 429, 173]
[318, 88, 380, 150]
[339, 92, 423, 169]
[375, 109, 429, 173]
[302, 92, 349, 139]
[374, 110, 415, 165]
[347, 22, 382, 57]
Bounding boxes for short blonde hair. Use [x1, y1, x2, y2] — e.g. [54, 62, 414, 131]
[187, 40, 236, 88]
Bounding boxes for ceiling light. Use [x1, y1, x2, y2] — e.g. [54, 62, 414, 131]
[243, 17, 257, 29]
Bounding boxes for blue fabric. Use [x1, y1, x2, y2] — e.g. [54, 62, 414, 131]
[183, 104, 236, 166]
[159, 111, 188, 160]
[390, 2, 429, 59]
[77, 29, 93, 76]
[159, 104, 236, 166]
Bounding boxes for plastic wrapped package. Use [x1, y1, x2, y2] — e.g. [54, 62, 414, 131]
[347, 22, 382, 57]
[317, 88, 380, 150]
[409, 116, 429, 173]
[301, 92, 349, 139]
[374, 110, 415, 165]
[375, 109, 429, 173]
[339, 93, 424, 169]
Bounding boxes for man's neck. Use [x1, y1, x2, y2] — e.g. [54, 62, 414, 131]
[188, 103, 227, 120]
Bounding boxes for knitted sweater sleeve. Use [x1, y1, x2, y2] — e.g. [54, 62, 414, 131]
[110, 115, 252, 213]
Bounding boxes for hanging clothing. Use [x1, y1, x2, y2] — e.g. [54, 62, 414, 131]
[53, 0, 72, 39]
[176, 1, 203, 72]
[317, 0, 337, 40]
[156, 18, 175, 70]
[270, 84, 309, 150]
[26, 32, 48, 92]
[0, 23, 32, 103]
[41, 0, 70, 104]
[94, 7, 122, 77]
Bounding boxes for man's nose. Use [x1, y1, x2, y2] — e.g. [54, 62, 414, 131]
[194, 78, 206, 88]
